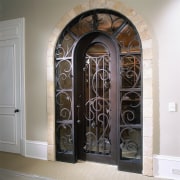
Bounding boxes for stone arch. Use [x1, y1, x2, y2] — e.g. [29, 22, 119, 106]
[47, 0, 153, 176]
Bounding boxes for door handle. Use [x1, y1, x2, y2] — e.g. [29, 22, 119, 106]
[14, 109, 20, 113]
[77, 119, 81, 124]
[76, 105, 81, 124]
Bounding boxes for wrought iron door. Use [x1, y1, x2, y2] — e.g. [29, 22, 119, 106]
[55, 9, 142, 173]
[74, 33, 118, 164]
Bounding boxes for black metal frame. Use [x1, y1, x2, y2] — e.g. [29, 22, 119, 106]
[55, 9, 142, 173]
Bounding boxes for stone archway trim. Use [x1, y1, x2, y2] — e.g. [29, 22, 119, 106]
[46, 0, 153, 176]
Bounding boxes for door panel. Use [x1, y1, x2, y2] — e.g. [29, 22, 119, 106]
[0, 116, 16, 144]
[0, 43, 15, 106]
[83, 49, 111, 155]
[0, 39, 21, 153]
[74, 33, 118, 164]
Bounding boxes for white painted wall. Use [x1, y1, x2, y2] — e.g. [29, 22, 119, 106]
[121, 0, 180, 157]
[153, 0, 180, 157]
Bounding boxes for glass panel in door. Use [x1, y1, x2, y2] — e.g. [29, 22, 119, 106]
[75, 34, 118, 165]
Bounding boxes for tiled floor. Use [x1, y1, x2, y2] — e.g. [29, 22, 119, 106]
[0, 152, 171, 180]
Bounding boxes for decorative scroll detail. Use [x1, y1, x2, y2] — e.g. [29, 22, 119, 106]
[85, 54, 110, 96]
[69, 11, 141, 53]
[56, 124, 73, 153]
[56, 59, 72, 90]
[85, 97, 110, 122]
[84, 97, 111, 154]
[73, 13, 125, 35]
[56, 91, 72, 121]
[55, 33, 75, 59]
[120, 55, 141, 88]
[120, 128, 141, 159]
[120, 92, 141, 125]
[117, 24, 141, 53]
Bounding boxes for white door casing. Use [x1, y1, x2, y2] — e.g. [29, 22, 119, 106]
[0, 18, 25, 155]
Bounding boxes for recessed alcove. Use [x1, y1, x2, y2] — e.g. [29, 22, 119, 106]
[46, 0, 153, 176]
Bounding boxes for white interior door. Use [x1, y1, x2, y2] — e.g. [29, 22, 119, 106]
[0, 18, 25, 154]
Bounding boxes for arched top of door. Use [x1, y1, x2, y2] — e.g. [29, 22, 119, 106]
[48, 0, 152, 54]
[55, 9, 142, 60]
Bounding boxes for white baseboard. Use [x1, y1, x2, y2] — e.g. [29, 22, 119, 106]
[20, 138, 26, 156]
[153, 155, 180, 180]
[25, 140, 48, 160]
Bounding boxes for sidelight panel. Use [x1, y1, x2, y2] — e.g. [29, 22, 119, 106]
[55, 32, 75, 162]
[119, 40, 142, 172]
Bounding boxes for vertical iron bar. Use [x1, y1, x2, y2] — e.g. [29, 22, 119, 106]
[88, 57, 91, 151]
[96, 57, 98, 153]
[102, 55, 105, 154]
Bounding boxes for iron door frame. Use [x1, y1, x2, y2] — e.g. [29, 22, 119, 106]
[73, 31, 119, 165]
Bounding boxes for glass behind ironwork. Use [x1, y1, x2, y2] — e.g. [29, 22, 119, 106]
[84, 44, 111, 155]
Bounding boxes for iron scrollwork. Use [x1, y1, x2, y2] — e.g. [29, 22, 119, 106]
[84, 49, 111, 155]
[56, 124, 73, 153]
[55, 32, 74, 154]
[119, 56, 142, 160]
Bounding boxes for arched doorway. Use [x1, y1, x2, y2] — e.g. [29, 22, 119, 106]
[54, 9, 142, 173]
[47, 0, 153, 176]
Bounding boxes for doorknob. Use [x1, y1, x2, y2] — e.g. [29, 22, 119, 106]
[14, 109, 19, 113]
[77, 119, 81, 124]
